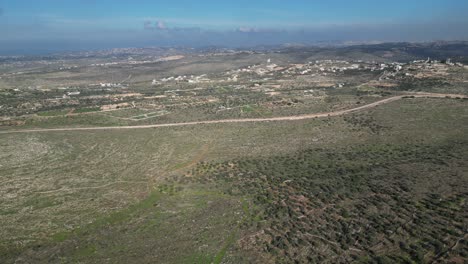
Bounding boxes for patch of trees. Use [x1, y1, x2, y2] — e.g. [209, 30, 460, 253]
[180, 140, 468, 263]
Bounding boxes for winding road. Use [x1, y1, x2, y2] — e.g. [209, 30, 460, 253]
[0, 93, 466, 134]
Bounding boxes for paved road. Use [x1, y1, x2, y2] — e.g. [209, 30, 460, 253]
[0, 93, 466, 134]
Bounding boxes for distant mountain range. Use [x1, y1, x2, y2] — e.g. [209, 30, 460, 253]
[2, 41, 468, 64]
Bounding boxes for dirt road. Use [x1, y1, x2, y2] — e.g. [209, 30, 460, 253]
[0, 93, 466, 134]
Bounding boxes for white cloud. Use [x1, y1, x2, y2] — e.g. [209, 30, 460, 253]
[156, 21, 166, 30]
[144, 20, 168, 30]
[237, 27, 259, 33]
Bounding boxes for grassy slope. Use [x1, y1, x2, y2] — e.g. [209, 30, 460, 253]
[0, 98, 467, 263]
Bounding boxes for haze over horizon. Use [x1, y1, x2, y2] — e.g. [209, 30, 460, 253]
[1, 0, 468, 55]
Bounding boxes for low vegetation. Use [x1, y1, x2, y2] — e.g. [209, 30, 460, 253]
[1, 98, 467, 263]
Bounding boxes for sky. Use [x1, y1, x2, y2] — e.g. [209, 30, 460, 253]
[1, 0, 468, 55]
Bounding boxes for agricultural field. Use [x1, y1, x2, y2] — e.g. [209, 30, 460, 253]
[1, 44, 468, 263]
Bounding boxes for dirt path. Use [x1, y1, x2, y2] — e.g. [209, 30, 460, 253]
[1, 93, 466, 135]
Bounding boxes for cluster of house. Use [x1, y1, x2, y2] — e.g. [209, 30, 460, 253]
[152, 74, 211, 85]
[99, 83, 122, 88]
[150, 58, 466, 86]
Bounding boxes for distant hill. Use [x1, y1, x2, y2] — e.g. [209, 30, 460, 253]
[273, 41, 468, 63]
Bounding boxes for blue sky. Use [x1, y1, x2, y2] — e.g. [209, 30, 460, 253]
[1, 0, 468, 54]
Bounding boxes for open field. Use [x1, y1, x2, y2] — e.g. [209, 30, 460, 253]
[1, 97, 468, 263]
[1, 92, 466, 134]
